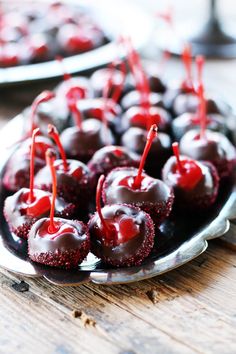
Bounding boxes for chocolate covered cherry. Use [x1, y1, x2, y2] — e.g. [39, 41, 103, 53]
[88, 145, 140, 181]
[103, 125, 174, 225]
[121, 105, 171, 134]
[28, 149, 90, 269]
[121, 126, 171, 177]
[35, 125, 94, 206]
[172, 112, 228, 141]
[4, 130, 75, 239]
[179, 129, 236, 179]
[55, 57, 92, 99]
[162, 142, 219, 209]
[121, 90, 164, 111]
[60, 96, 115, 162]
[88, 175, 155, 267]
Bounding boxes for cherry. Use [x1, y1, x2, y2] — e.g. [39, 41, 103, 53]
[55, 56, 91, 99]
[28, 149, 90, 269]
[103, 125, 174, 226]
[163, 45, 196, 112]
[172, 56, 228, 139]
[3, 130, 74, 239]
[88, 175, 155, 267]
[120, 90, 164, 111]
[35, 124, 94, 207]
[121, 126, 171, 178]
[179, 79, 236, 178]
[90, 61, 126, 100]
[162, 142, 219, 210]
[60, 92, 115, 162]
[121, 105, 171, 133]
[179, 129, 236, 179]
[78, 97, 122, 136]
[121, 38, 170, 134]
[88, 145, 140, 182]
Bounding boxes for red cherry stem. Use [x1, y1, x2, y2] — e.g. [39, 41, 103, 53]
[196, 55, 205, 87]
[67, 96, 82, 130]
[30, 91, 55, 135]
[198, 84, 207, 140]
[182, 44, 193, 89]
[48, 124, 68, 171]
[172, 142, 185, 174]
[56, 56, 71, 81]
[133, 124, 158, 189]
[27, 128, 40, 204]
[195, 55, 207, 139]
[109, 59, 126, 104]
[123, 37, 151, 129]
[96, 175, 110, 235]
[46, 149, 58, 234]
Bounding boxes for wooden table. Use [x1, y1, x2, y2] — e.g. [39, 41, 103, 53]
[0, 8, 236, 352]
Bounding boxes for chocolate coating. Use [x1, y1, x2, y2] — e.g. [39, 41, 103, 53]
[88, 204, 155, 267]
[121, 106, 171, 133]
[78, 98, 122, 136]
[121, 127, 171, 177]
[172, 112, 228, 141]
[120, 90, 164, 111]
[4, 188, 75, 239]
[35, 159, 94, 205]
[179, 129, 236, 178]
[60, 119, 115, 162]
[88, 145, 140, 181]
[3, 136, 53, 192]
[103, 167, 174, 225]
[90, 68, 125, 98]
[28, 218, 90, 268]
[55, 76, 92, 99]
[162, 157, 219, 209]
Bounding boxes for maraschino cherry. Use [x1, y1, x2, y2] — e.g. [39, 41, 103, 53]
[60, 92, 115, 163]
[88, 145, 140, 182]
[55, 56, 92, 100]
[162, 142, 219, 209]
[164, 44, 196, 112]
[28, 149, 90, 269]
[179, 85, 236, 179]
[172, 56, 228, 140]
[88, 175, 155, 267]
[103, 125, 174, 226]
[121, 39, 171, 134]
[121, 126, 171, 178]
[3, 129, 75, 239]
[35, 124, 94, 206]
[3, 91, 55, 192]
[90, 58, 126, 99]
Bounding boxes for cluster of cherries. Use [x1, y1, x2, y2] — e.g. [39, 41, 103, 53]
[0, 1, 106, 67]
[3, 41, 236, 269]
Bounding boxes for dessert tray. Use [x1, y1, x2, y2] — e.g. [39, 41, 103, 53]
[0, 113, 235, 285]
[0, 0, 152, 87]
[0, 43, 236, 286]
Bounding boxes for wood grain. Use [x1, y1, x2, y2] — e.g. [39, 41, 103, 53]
[0, 243, 235, 354]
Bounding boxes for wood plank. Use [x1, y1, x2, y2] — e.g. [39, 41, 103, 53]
[0, 243, 235, 354]
[0, 273, 124, 354]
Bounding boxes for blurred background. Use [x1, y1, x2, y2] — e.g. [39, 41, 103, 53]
[0, 0, 236, 126]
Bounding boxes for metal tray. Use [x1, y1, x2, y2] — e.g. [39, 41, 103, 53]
[0, 114, 235, 285]
[0, 0, 153, 87]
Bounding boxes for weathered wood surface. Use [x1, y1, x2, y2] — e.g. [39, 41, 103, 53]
[0, 243, 235, 354]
